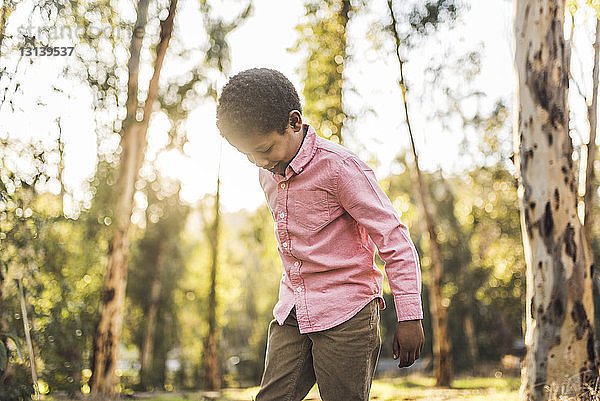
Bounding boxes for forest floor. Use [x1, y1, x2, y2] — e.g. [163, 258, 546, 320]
[185, 375, 521, 401]
[48, 375, 522, 401]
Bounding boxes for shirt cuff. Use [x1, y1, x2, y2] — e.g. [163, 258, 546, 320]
[394, 293, 424, 321]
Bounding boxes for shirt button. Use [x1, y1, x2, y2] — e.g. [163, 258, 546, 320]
[282, 242, 288, 248]
[280, 183, 286, 189]
[294, 261, 299, 267]
[279, 212, 285, 219]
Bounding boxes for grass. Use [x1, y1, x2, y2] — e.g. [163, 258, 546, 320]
[47, 375, 521, 401]
[366, 375, 521, 401]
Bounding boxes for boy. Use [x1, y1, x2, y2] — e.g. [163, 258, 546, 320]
[216, 68, 424, 401]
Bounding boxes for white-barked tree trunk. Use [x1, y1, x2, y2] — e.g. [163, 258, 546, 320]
[514, 1, 599, 399]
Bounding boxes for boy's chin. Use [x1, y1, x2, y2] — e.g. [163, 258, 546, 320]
[264, 163, 285, 175]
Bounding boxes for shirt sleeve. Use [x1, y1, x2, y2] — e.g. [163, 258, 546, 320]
[335, 156, 423, 321]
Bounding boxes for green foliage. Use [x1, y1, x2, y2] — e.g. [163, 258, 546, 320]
[0, 364, 35, 401]
[0, 178, 8, 203]
[386, 0, 462, 49]
[0, 139, 60, 392]
[384, 142, 523, 376]
[0, 333, 23, 369]
[0, 132, 116, 394]
[568, 0, 600, 16]
[291, 0, 351, 143]
[407, 0, 459, 38]
[0, 340, 5, 370]
[126, 176, 190, 390]
[218, 205, 281, 386]
[384, 158, 524, 373]
[32, 215, 105, 395]
[28, 160, 119, 395]
[158, 0, 252, 152]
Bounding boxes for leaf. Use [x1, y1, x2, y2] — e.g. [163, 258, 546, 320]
[567, 0, 578, 14]
[5, 333, 23, 362]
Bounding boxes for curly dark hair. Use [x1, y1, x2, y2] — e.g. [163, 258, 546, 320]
[216, 68, 302, 138]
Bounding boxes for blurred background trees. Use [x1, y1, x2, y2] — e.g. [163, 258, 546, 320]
[1, 0, 599, 398]
[291, 0, 351, 144]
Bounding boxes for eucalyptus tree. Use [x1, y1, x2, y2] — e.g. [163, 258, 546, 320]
[89, 0, 178, 393]
[514, 0, 599, 399]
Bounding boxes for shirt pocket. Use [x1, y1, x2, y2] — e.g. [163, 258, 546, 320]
[292, 189, 330, 231]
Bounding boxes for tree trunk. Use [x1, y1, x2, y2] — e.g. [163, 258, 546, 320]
[463, 310, 478, 374]
[17, 279, 39, 397]
[0, 263, 7, 384]
[496, 309, 513, 357]
[584, 18, 599, 248]
[57, 117, 65, 213]
[514, 1, 599, 399]
[159, 312, 173, 388]
[90, 0, 177, 395]
[420, 178, 452, 387]
[439, 170, 478, 373]
[387, 0, 452, 387]
[139, 241, 166, 389]
[90, 0, 149, 391]
[203, 177, 221, 390]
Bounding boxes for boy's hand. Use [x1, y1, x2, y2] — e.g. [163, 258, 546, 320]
[393, 319, 424, 368]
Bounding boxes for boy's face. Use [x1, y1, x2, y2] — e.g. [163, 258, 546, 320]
[224, 112, 305, 176]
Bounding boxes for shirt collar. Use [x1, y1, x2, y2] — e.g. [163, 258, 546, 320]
[285, 123, 317, 176]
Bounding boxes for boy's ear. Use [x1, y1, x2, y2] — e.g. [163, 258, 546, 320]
[289, 110, 303, 131]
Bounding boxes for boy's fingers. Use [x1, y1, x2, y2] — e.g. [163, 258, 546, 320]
[393, 339, 399, 359]
[406, 352, 414, 365]
[398, 353, 411, 367]
[397, 350, 420, 368]
[398, 350, 406, 365]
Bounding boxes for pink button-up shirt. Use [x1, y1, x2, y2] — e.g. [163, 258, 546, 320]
[259, 124, 423, 334]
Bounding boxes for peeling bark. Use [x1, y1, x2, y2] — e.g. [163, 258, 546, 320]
[584, 17, 600, 245]
[514, 1, 599, 399]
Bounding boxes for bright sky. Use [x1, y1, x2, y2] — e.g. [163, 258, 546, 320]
[7, 0, 589, 216]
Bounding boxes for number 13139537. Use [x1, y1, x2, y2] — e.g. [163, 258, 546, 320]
[19, 46, 74, 56]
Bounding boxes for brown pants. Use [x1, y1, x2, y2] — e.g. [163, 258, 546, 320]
[255, 299, 381, 401]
